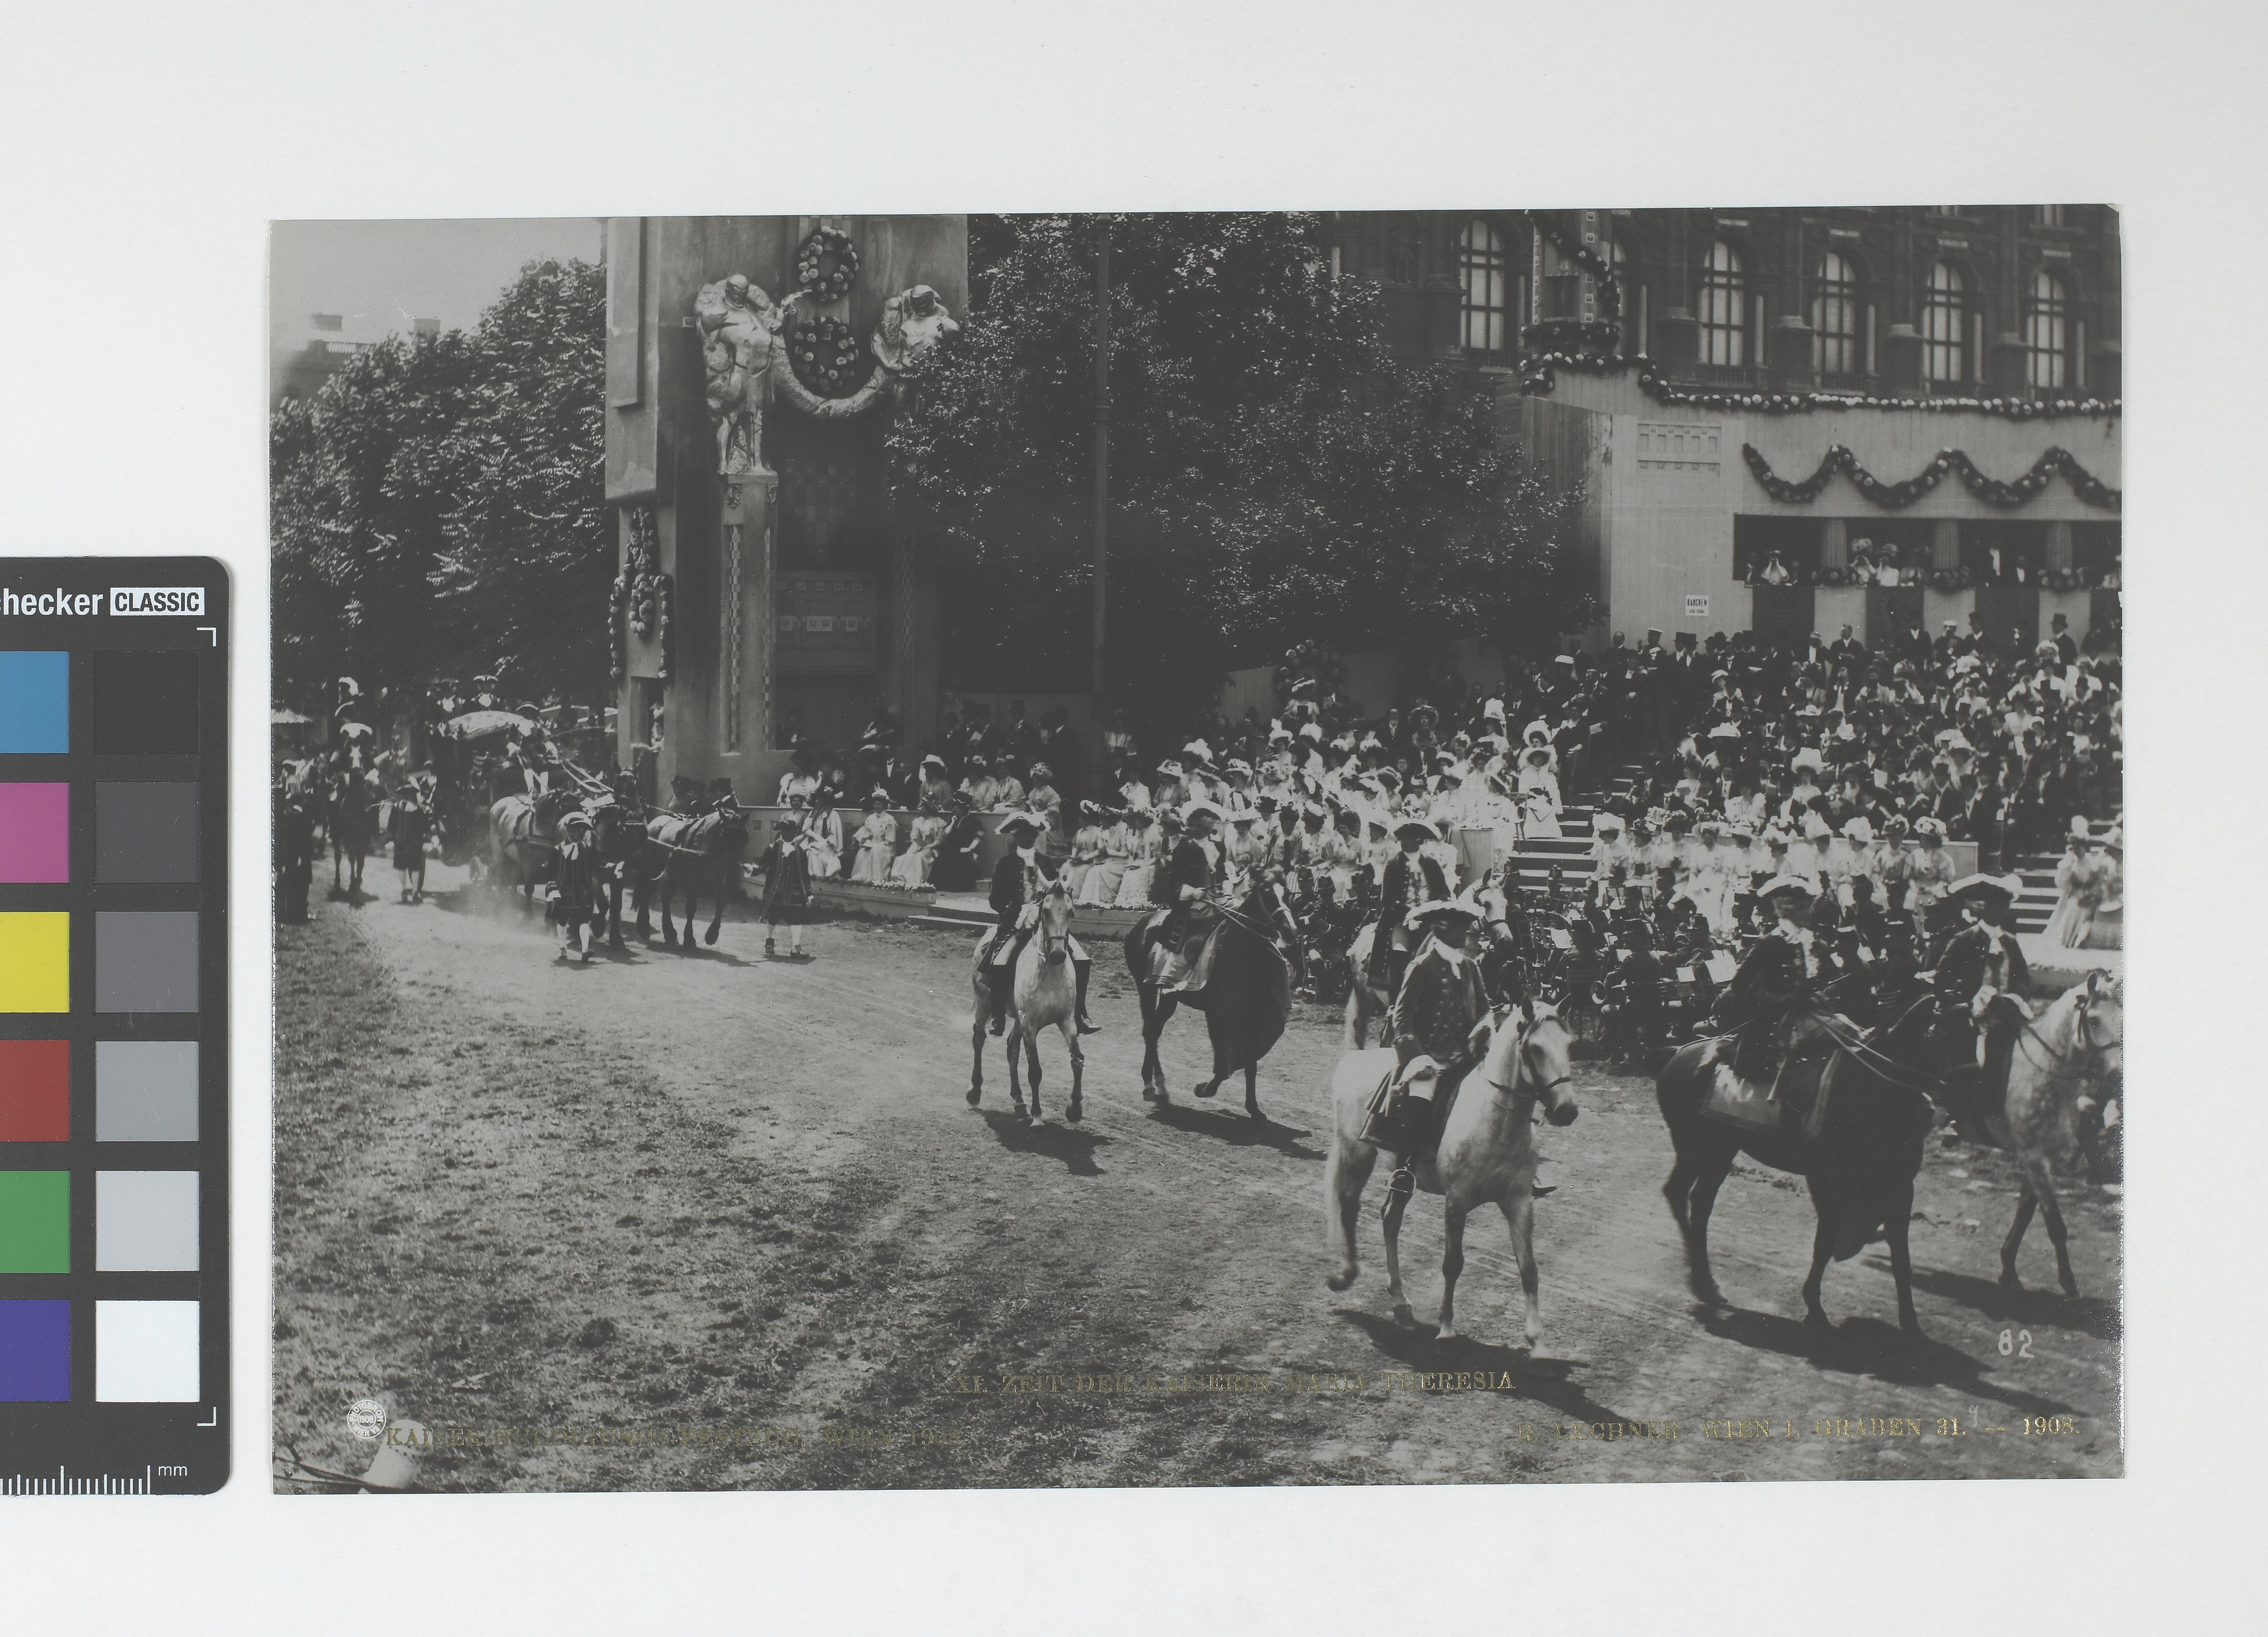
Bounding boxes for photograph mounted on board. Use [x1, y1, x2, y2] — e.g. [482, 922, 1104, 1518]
[269, 209, 2123, 1492]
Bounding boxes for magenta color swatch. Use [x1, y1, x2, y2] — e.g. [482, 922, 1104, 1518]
[0, 784, 69, 883]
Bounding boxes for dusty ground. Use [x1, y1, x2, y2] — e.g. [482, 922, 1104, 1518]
[273, 867, 2122, 1491]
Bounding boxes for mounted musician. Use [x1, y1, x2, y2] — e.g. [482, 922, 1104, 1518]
[1367, 817, 1450, 998]
[1925, 872, 2031, 1139]
[1157, 798, 1230, 993]
[981, 813, 1098, 1038]
[1363, 890, 1496, 1211]
[1703, 874, 1828, 1120]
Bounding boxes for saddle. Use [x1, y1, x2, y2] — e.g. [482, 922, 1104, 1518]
[1700, 1030, 1837, 1141]
[1358, 1054, 1474, 1162]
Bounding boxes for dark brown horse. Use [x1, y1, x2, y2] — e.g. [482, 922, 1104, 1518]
[638, 798, 750, 949]
[326, 767, 378, 899]
[1126, 877, 1298, 1120]
[1655, 996, 1940, 1336]
[586, 798, 649, 949]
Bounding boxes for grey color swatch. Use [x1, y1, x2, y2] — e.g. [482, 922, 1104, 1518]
[95, 1170, 199, 1271]
[97, 782, 199, 883]
[95, 1040, 198, 1141]
[95, 911, 200, 1012]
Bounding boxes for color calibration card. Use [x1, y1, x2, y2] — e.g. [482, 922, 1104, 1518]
[0, 561, 227, 1492]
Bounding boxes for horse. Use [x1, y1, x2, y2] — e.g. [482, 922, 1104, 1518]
[585, 798, 650, 949]
[1343, 916, 1531, 1051]
[487, 789, 573, 915]
[1989, 970, 2124, 1297]
[325, 767, 378, 900]
[966, 878, 1083, 1124]
[1654, 995, 1941, 1336]
[1340, 920, 1393, 1051]
[1323, 999, 1578, 1347]
[638, 799, 750, 949]
[1126, 876, 1298, 1119]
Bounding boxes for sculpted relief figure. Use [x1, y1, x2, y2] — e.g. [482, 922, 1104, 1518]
[873, 284, 961, 377]
[694, 275, 780, 475]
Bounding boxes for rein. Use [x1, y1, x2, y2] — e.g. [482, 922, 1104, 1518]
[2014, 984, 2122, 1073]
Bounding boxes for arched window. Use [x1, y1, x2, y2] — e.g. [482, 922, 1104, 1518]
[1699, 240, 1744, 367]
[2025, 268, 2069, 389]
[1922, 261, 1965, 383]
[1811, 251, 1860, 376]
[1457, 218, 1509, 353]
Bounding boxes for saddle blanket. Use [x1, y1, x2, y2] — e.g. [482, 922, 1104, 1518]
[1700, 1040, 1837, 1141]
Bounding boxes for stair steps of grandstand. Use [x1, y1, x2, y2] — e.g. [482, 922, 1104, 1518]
[909, 895, 996, 933]
[2009, 816, 2118, 935]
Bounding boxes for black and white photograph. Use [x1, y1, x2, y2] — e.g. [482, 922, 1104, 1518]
[268, 207, 2126, 1491]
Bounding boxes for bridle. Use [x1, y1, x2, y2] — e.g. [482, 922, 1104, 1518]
[2015, 975, 2122, 1071]
[1484, 1004, 1573, 1111]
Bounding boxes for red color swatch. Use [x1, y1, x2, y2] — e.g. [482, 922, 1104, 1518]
[0, 1039, 70, 1141]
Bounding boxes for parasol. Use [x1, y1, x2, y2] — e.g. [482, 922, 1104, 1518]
[443, 710, 538, 740]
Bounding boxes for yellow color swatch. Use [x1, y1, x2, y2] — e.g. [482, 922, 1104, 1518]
[0, 912, 71, 1011]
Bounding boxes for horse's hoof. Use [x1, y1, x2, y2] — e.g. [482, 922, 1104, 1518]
[1247, 1106, 1267, 1123]
[1013, 1108, 1030, 1126]
[1194, 1082, 1218, 1100]
[1065, 1102, 1083, 1124]
[1803, 1309, 1831, 1333]
[1998, 1268, 2022, 1290]
[965, 1086, 982, 1107]
[1435, 1327, 1459, 1345]
[1326, 1270, 1356, 1293]
[2059, 1279, 2080, 1300]
[1391, 1303, 1417, 1330]
[705, 930, 720, 946]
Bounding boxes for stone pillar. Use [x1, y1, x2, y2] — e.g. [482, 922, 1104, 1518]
[1656, 308, 1700, 373]
[1820, 517, 1849, 574]
[1987, 332, 2030, 392]
[1931, 518, 1961, 574]
[2088, 339, 2122, 397]
[1881, 324, 1924, 393]
[1768, 316, 1816, 389]
[2045, 520, 2074, 574]
[718, 473, 777, 774]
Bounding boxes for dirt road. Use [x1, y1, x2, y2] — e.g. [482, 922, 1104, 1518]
[272, 872, 2122, 1490]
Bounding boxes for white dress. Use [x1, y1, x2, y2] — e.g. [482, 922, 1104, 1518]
[889, 815, 944, 889]
[1078, 822, 1133, 907]
[804, 809, 844, 880]
[849, 812, 897, 885]
[1112, 830, 1163, 909]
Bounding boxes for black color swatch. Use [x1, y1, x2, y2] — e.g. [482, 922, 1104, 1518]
[94, 651, 200, 754]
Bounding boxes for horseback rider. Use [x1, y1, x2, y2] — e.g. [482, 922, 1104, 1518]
[1372, 890, 1495, 1209]
[1159, 799, 1229, 994]
[1369, 817, 1451, 999]
[1925, 873, 2031, 1138]
[983, 813, 1098, 1037]
[1707, 875, 1825, 1099]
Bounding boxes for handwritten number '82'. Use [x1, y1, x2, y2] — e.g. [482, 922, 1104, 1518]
[1997, 1328, 2034, 1358]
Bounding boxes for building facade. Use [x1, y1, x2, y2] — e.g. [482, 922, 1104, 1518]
[1327, 207, 2122, 651]
[601, 216, 967, 800]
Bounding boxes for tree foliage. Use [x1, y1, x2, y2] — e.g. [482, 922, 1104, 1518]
[270, 258, 608, 708]
[888, 213, 1596, 727]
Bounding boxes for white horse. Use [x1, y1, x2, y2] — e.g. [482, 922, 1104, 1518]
[1323, 999, 1577, 1348]
[967, 879, 1083, 1124]
[1989, 969, 2123, 1296]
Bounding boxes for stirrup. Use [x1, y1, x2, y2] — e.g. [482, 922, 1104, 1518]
[1381, 1165, 1415, 1218]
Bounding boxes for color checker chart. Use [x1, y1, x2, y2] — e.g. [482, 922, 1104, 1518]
[1, 560, 227, 1493]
